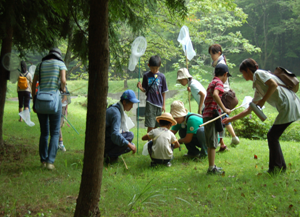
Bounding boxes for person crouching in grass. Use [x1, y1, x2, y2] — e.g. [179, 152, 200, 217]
[203, 64, 231, 175]
[142, 113, 180, 167]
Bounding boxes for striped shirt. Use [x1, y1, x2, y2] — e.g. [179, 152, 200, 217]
[34, 59, 67, 92]
[203, 77, 224, 118]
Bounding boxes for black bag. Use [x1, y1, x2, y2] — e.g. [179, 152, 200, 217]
[221, 89, 238, 110]
[213, 109, 223, 132]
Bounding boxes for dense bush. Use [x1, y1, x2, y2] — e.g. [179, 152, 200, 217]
[231, 110, 300, 142]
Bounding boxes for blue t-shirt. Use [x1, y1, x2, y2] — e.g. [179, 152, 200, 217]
[142, 71, 168, 108]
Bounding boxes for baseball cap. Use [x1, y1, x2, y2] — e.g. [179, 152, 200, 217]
[121, 90, 140, 103]
[215, 64, 232, 77]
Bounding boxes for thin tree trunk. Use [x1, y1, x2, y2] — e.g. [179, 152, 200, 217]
[0, 26, 13, 147]
[74, 0, 109, 216]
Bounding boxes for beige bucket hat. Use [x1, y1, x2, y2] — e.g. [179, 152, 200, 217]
[176, 68, 192, 82]
[170, 100, 188, 118]
[156, 112, 177, 126]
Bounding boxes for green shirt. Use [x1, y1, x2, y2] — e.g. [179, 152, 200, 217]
[171, 112, 203, 135]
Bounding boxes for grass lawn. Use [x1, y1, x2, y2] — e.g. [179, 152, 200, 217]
[1, 96, 300, 216]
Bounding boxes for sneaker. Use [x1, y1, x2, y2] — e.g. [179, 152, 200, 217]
[184, 153, 201, 159]
[58, 143, 66, 152]
[46, 163, 55, 170]
[166, 162, 172, 167]
[230, 137, 240, 146]
[217, 145, 228, 152]
[207, 165, 225, 175]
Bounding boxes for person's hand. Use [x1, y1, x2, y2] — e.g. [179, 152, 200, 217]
[137, 81, 142, 89]
[256, 99, 265, 109]
[222, 117, 231, 125]
[128, 143, 137, 154]
[162, 105, 166, 113]
[224, 108, 231, 115]
[187, 87, 191, 92]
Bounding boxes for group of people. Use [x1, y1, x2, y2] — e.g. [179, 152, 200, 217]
[105, 44, 300, 175]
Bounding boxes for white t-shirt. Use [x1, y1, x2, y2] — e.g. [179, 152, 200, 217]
[212, 58, 230, 91]
[148, 127, 177, 160]
[252, 69, 300, 125]
[188, 79, 206, 108]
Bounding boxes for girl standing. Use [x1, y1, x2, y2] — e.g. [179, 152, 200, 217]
[223, 58, 300, 173]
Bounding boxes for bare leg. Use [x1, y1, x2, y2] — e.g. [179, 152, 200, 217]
[226, 124, 236, 137]
[208, 147, 216, 167]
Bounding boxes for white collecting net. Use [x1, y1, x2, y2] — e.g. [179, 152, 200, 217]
[28, 65, 36, 77]
[1, 53, 21, 83]
[19, 109, 35, 127]
[177, 26, 196, 61]
[128, 36, 147, 71]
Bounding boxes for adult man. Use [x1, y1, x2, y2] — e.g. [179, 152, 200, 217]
[170, 100, 207, 158]
[105, 90, 139, 163]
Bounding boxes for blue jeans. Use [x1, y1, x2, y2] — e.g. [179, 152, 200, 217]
[37, 100, 62, 164]
[105, 131, 134, 158]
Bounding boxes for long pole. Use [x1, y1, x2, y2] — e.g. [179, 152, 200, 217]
[137, 57, 140, 153]
[185, 46, 191, 112]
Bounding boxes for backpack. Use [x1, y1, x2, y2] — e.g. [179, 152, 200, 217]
[18, 72, 28, 90]
[221, 89, 238, 110]
[272, 67, 299, 93]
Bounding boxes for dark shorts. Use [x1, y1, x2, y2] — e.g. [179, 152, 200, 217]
[145, 102, 162, 128]
[204, 117, 219, 149]
[18, 91, 31, 108]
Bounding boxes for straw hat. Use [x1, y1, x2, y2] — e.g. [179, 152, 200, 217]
[156, 113, 177, 126]
[170, 100, 188, 118]
[177, 68, 192, 82]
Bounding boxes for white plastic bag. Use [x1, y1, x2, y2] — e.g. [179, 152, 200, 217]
[125, 113, 135, 130]
[128, 36, 147, 71]
[19, 109, 35, 127]
[177, 26, 196, 61]
[142, 142, 149, 156]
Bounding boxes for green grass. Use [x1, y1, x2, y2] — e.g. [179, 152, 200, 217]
[1, 100, 300, 216]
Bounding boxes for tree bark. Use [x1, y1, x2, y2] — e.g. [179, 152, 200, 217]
[74, 0, 109, 216]
[0, 26, 13, 147]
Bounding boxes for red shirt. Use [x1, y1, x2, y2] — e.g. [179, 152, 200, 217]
[203, 77, 224, 118]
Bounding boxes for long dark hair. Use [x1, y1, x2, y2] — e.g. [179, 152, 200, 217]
[239, 58, 259, 73]
[21, 61, 27, 74]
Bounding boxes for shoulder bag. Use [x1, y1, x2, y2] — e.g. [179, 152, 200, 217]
[34, 62, 60, 114]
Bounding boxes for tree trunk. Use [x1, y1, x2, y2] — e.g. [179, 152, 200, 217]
[0, 26, 13, 147]
[74, 0, 109, 216]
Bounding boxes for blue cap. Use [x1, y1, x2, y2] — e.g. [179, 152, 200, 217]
[121, 90, 140, 103]
[215, 64, 232, 77]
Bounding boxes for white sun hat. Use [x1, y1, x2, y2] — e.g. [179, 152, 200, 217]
[170, 100, 188, 118]
[176, 68, 192, 82]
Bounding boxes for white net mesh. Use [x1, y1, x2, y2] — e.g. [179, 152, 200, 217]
[177, 26, 196, 61]
[128, 36, 147, 71]
[1, 53, 21, 83]
[28, 65, 36, 77]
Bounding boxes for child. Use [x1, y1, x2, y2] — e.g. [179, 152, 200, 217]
[203, 64, 231, 174]
[176, 68, 206, 114]
[223, 58, 300, 174]
[137, 55, 168, 133]
[58, 94, 68, 152]
[142, 113, 180, 167]
[209, 44, 240, 150]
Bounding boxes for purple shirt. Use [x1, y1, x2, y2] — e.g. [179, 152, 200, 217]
[142, 71, 168, 108]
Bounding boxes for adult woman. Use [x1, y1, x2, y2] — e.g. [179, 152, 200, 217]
[17, 61, 32, 122]
[223, 58, 300, 174]
[32, 48, 67, 170]
[170, 100, 207, 158]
